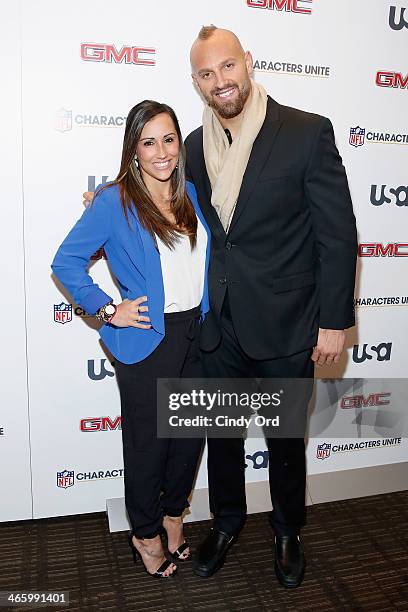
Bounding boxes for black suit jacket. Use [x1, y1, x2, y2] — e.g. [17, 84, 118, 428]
[185, 96, 357, 359]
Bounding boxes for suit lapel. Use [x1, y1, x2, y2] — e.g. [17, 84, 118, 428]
[227, 97, 282, 235]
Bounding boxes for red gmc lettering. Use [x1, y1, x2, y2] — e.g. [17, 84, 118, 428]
[341, 393, 391, 408]
[80, 43, 156, 65]
[341, 396, 359, 408]
[81, 43, 105, 61]
[358, 243, 408, 257]
[376, 71, 395, 87]
[101, 416, 122, 431]
[395, 72, 408, 88]
[132, 47, 156, 66]
[376, 243, 395, 257]
[80, 416, 122, 431]
[271, 0, 293, 10]
[376, 71, 408, 88]
[359, 393, 391, 407]
[358, 243, 376, 257]
[394, 243, 408, 256]
[247, 0, 267, 6]
[80, 418, 101, 431]
[291, 0, 312, 13]
[374, 393, 391, 405]
[247, 0, 312, 13]
[105, 44, 132, 63]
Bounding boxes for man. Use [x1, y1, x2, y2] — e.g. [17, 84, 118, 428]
[185, 26, 357, 587]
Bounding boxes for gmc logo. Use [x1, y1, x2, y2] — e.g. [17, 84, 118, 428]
[371, 185, 408, 206]
[80, 43, 156, 65]
[376, 71, 408, 89]
[358, 243, 408, 257]
[340, 393, 391, 408]
[246, 0, 312, 14]
[80, 416, 122, 432]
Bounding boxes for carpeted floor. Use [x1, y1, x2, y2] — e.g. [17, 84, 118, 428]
[1, 492, 408, 611]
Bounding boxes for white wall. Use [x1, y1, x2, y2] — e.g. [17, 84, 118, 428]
[1, 0, 407, 520]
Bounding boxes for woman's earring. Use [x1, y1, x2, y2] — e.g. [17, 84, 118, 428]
[134, 157, 139, 168]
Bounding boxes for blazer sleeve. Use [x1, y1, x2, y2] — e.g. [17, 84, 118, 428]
[305, 117, 357, 329]
[51, 188, 114, 314]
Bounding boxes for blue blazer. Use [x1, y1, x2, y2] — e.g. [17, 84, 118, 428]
[51, 181, 211, 364]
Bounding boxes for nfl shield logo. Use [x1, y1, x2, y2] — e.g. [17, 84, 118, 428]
[316, 443, 331, 460]
[54, 302, 72, 324]
[55, 108, 72, 132]
[57, 469, 75, 489]
[349, 126, 365, 148]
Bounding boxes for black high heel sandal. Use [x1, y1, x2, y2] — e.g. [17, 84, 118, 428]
[168, 542, 190, 562]
[161, 522, 191, 562]
[128, 533, 177, 578]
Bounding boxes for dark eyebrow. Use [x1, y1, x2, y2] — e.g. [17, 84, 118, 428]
[197, 58, 236, 76]
[140, 132, 177, 141]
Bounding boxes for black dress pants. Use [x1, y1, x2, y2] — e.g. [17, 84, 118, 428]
[115, 306, 204, 539]
[200, 296, 314, 537]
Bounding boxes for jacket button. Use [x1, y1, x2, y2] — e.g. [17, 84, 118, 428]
[219, 277, 227, 284]
[226, 241, 232, 250]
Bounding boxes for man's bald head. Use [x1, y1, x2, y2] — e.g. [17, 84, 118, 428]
[190, 26, 246, 71]
[190, 26, 253, 120]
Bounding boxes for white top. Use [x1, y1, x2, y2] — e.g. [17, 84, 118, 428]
[156, 216, 207, 313]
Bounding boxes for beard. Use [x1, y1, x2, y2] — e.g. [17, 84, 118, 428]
[205, 79, 251, 119]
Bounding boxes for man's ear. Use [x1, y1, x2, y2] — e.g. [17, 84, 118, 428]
[245, 51, 254, 78]
[192, 74, 201, 95]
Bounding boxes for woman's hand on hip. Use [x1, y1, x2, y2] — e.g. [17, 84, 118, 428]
[110, 296, 151, 329]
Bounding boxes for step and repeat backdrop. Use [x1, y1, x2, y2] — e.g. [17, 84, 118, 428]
[1, 0, 407, 521]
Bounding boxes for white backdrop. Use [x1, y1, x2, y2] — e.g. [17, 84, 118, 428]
[0, 2, 32, 522]
[1, 0, 407, 521]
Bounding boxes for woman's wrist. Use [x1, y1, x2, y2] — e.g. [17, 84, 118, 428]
[95, 302, 117, 323]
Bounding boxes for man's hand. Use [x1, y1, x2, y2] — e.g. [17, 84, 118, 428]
[110, 296, 151, 329]
[311, 328, 345, 366]
[83, 191, 94, 208]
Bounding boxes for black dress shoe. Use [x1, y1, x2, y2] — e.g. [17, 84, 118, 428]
[274, 535, 305, 588]
[194, 528, 234, 578]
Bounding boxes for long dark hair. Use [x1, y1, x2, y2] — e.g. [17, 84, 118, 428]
[97, 100, 197, 248]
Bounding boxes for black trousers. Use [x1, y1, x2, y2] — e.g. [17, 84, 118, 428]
[115, 306, 203, 539]
[201, 295, 314, 537]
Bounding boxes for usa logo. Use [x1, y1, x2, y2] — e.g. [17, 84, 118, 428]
[54, 108, 72, 133]
[57, 469, 75, 489]
[316, 442, 331, 460]
[349, 126, 365, 148]
[54, 302, 72, 324]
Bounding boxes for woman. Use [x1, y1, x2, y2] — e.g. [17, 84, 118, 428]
[52, 100, 210, 578]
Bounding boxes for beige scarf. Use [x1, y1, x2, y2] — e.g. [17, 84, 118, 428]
[202, 80, 268, 231]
